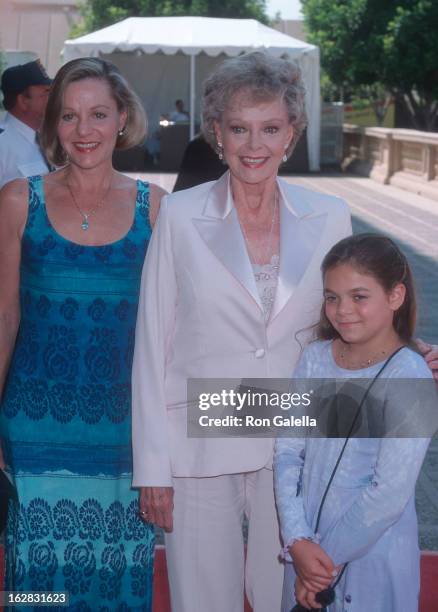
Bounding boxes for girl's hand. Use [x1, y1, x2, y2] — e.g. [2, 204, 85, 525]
[295, 576, 322, 610]
[290, 540, 335, 591]
[417, 339, 438, 381]
[139, 486, 174, 532]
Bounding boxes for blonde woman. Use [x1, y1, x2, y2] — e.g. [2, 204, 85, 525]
[0, 58, 165, 609]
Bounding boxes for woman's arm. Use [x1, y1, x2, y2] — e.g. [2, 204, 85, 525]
[416, 339, 438, 381]
[0, 180, 28, 468]
[148, 183, 168, 228]
[131, 196, 177, 527]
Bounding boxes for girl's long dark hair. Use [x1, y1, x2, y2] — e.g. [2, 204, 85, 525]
[317, 234, 417, 345]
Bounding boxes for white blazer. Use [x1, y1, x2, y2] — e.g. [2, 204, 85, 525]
[132, 172, 351, 487]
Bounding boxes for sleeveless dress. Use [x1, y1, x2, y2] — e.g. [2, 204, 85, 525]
[0, 176, 155, 611]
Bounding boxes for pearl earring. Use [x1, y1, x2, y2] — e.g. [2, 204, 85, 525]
[217, 142, 224, 161]
[118, 127, 125, 137]
[282, 153, 288, 162]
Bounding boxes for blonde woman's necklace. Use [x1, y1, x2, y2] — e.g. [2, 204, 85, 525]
[240, 190, 279, 266]
[67, 179, 112, 231]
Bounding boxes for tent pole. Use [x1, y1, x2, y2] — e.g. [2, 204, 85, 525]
[189, 54, 196, 141]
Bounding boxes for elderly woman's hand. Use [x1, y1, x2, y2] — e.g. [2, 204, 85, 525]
[139, 486, 174, 532]
[417, 339, 438, 381]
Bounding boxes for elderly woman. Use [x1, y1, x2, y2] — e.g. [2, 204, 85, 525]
[131, 52, 437, 612]
[0, 58, 165, 608]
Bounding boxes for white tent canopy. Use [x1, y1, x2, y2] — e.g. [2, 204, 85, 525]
[63, 17, 320, 170]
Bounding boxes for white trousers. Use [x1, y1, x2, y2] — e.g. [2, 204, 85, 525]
[164, 468, 283, 612]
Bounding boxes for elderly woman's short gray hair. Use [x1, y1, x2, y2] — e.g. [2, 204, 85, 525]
[201, 51, 307, 157]
[41, 57, 147, 167]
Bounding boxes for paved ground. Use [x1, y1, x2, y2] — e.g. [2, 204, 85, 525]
[133, 171, 438, 550]
[283, 173, 438, 551]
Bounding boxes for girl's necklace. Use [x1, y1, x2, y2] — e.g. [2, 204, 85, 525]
[240, 190, 279, 266]
[337, 341, 390, 369]
[67, 179, 112, 231]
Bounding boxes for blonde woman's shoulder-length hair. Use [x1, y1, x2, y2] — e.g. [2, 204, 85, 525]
[41, 57, 147, 167]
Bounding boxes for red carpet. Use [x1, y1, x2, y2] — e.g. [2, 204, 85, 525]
[1, 545, 437, 611]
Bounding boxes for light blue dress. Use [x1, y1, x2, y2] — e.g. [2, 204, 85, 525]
[274, 340, 432, 612]
[0, 176, 154, 611]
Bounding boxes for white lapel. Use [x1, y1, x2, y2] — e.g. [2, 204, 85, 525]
[192, 173, 328, 319]
[269, 179, 328, 322]
[192, 172, 263, 310]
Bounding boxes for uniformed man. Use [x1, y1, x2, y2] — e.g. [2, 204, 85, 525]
[0, 59, 52, 189]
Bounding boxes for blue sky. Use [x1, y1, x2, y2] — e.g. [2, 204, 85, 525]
[266, 0, 303, 20]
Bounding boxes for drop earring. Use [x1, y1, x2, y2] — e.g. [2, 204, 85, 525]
[283, 144, 289, 163]
[118, 127, 125, 137]
[217, 142, 224, 161]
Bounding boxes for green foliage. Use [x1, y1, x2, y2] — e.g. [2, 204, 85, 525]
[72, 0, 269, 36]
[302, 0, 438, 130]
[319, 70, 338, 102]
[383, 1, 438, 129]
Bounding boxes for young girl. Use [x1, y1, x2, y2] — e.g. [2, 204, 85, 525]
[274, 234, 434, 612]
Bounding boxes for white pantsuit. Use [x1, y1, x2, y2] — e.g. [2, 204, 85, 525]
[165, 469, 282, 612]
[132, 172, 351, 611]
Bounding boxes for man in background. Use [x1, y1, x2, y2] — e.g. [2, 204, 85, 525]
[169, 99, 189, 122]
[173, 133, 227, 192]
[0, 59, 52, 189]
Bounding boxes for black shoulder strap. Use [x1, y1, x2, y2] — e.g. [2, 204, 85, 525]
[311, 346, 405, 601]
[314, 345, 405, 534]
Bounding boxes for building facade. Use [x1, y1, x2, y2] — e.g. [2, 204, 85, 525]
[0, 0, 79, 76]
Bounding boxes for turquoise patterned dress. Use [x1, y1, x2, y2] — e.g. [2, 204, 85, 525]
[0, 176, 154, 611]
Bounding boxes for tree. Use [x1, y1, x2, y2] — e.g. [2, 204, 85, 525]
[383, 2, 438, 130]
[302, 0, 438, 130]
[73, 0, 269, 36]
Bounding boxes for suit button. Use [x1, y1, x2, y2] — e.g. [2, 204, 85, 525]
[254, 348, 265, 358]
[345, 594, 352, 603]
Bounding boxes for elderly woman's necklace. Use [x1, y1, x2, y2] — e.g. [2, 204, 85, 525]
[67, 180, 112, 231]
[240, 190, 279, 266]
